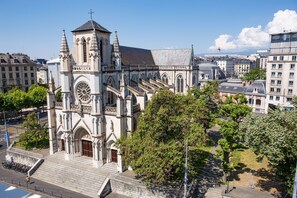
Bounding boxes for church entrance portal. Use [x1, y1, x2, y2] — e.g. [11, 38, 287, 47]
[61, 139, 65, 151]
[111, 149, 117, 163]
[82, 140, 93, 157]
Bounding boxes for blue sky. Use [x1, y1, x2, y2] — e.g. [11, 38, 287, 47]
[0, 0, 297, 60]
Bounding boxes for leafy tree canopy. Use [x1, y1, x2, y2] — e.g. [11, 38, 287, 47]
[117, 88, 216, 186]
[28, 85, 47, 109]
[6, 87, 30, 111]
[240, 68, 266, 82]
[240, 109, 297, 194]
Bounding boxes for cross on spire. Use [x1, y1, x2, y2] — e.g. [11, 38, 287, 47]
[88, 9, 94, 20]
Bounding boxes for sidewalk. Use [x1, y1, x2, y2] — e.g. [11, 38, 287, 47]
[0, 147, 90, 198]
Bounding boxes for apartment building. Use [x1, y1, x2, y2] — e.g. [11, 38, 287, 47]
[0, 53, 37, 92]
[234, 60, 251, 78]
[216, 58, 234, 78]
[265, 31, 297, 112]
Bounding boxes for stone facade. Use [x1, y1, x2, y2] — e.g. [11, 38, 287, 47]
[47, 19, 199, 172]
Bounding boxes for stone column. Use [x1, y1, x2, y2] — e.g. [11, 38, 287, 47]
[117, 149, 124, 173]
[92, 137, 103, 168]
[64, 132, 73, 160]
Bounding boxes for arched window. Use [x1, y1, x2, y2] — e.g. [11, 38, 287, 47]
[177, 75, 184, 93]
[161, 74, 169, 84]
[107, 77, 115, 105]
[100, 39, 103, 63]
[82, 38, 87, 63]
[249, 98, 254, 104]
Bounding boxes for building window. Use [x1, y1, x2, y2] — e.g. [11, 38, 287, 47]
[176, 75, 184, 93]
[16, 73, 19, 78]
[161, 74, 169, 84]
[9, 73, 13, 79]
[289, 81, 294, 86]
[15, 66, 19, 71]
[31, 79, 34, 84]
[293, 56, 297, 61]
[269, 96, 273, 100]
[277, 80, 281, 85]
[278, 64, 283, 69]
[24, 66, 27, 71]
[271, 80, 275, 85]
[30, 66, 33, 71]
[291, 64, 295, 69]
[82, 38, 87, 63]
[270, 88, 274, 92]
[271, 72, 275, 77]
[277, 72, 282, 77]
[290, 72, 294, 78]
[256, 99, 261, 105]
[25, 80, 28, 85]
[287, 98, 293, 102]
[273, 56, 277, 61]
[248, 98, 254, 104]
[24, 73, 28, 78]
[272, 64, 276, 69]
[276, 88, 281, 93]
[288, 89, 293, 95]
[2, 74, 6, 79]
[276, 96, 280, 101]
[192, 75, 196, 86]
[280, 56, 284, 61]
[31, 73, 34, 78]
[9, 66, 12, 71]
[1, 67, 5, 71]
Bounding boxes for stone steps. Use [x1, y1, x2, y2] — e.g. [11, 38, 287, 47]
[32, 152, 118, 197]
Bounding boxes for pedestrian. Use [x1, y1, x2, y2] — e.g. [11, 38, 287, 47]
[26, 175, 30, 184]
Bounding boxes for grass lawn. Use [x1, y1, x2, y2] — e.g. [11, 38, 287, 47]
[230, 149, 284, 194]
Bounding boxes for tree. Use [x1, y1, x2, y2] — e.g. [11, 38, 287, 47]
[117, 88, 211, 186]
[240, 109, 297, 194]
[6, 87, 29, 112]
[217, 94, 252, 182]
[28, 85, 47, 111]
[240, 68, 266, 82]
[18, 113, 49, 149]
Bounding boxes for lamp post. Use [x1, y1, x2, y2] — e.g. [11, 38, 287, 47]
[3, 111, 10, 147]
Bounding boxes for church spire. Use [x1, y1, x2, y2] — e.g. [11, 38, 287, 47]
[48, 71, 55, 92]
[90, 30, 98, 51]
[113, 31, 120, 52]
[60, 30, 69, 53]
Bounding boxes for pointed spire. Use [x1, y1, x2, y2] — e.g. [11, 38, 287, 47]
[113, 31, 120, 52]
[48, 71, 55, 92]
[60, 30, 69, 53]
[90, 30, 98, 51]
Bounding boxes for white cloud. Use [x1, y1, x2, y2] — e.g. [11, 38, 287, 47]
[209, 9, 297, 52]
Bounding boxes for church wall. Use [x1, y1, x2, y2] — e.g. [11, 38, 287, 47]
[105, 115, 122, 143]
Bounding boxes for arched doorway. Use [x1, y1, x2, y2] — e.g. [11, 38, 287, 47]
[107, 141, 118, 163]
[74, 127, 93, 157]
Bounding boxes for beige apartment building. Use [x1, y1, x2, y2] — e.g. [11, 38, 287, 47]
[0, 53, 37, 92]
[265, 31, 297, 112]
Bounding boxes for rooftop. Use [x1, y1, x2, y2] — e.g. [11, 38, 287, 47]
[72, 20, 111, 33]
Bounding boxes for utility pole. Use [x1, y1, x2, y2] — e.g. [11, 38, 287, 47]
[184, 137, 188, 198]
[293, 161, 297, 198]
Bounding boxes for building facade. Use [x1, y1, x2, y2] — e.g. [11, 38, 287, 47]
[265, 31, 297, 112]
[47, 20, 199, 172]
[198, 62, 227, 87]
[234, 60, 251, 78]
[47, 58, 61, 88]
[0, 53, 37, 92]
[216, 59, 234, 78]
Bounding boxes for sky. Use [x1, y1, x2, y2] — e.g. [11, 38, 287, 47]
[0, 0, 297, 60]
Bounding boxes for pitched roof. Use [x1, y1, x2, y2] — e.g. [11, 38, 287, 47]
[245, 80, 266, 96]
[218, 82, 246, 94]
[72, 20, 111, 33]
[151, 49, 192, 66]
[119, 46, 155, 66]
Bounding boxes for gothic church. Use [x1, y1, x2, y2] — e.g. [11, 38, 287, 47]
[47, 19, 199, 172]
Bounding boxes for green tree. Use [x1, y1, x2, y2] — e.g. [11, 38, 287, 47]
[217, 94, 252, 182]
[240, 109, 297, 194]
[241, 68, 266, 82]
[6, 87, 29, 112]
[18, 112, 49, 149]
[28, 85, 47, 111]
[117, 89, 210, 186]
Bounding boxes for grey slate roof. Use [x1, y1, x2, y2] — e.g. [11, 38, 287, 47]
[151, 49, 192, 66]
[199, 62, 226, 80]
[218, 82, 246, 94]
[245, 80, 266, 96]
[119, 46, 156, 66]
[72, 20, 111, 33]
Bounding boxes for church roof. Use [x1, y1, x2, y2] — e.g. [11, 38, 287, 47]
[151, 49, 192, 66]
[72, 20, 111, 33]
[119, 46, 156, 66]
